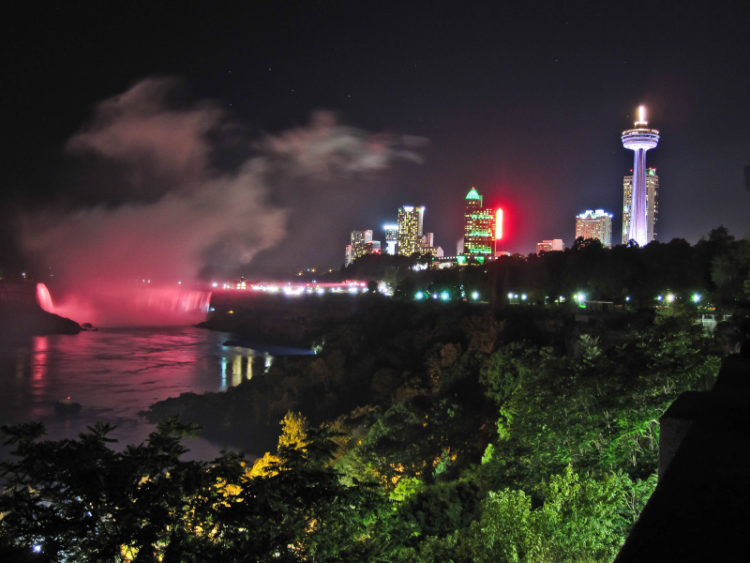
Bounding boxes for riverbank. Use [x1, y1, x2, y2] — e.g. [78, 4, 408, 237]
[0, 280, 81, 341]
[0, 307, 81, 342]
[198, 290, 374, 347]
[147, 299, 627, 454]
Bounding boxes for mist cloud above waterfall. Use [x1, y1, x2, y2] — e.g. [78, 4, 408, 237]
[20, 77, 424, 323]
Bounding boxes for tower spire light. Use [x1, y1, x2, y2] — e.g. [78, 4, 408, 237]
[635, 105, 647, 126]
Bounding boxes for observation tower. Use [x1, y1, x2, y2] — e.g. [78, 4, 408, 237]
[621, 105, 659, 246]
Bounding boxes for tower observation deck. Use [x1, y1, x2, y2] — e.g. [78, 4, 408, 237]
[621, 105, 660, 246]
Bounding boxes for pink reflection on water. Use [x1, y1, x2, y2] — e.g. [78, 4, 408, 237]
[32, 336, 48, 380]
[30, 336, 49, 418]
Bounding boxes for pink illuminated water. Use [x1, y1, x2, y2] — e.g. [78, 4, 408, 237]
[36, 283, 54, 313]
[0, 328, 308, 462]
[35, 282, 212, 327]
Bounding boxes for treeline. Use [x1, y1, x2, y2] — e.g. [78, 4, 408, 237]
[0, 296, 723, 561]
[343, 227, 750, 309]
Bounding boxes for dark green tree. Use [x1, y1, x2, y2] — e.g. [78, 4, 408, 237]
[0, 417, 399, 562]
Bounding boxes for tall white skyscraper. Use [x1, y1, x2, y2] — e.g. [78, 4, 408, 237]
[622, 167, 659, 244]
[621, 105, 660, 246]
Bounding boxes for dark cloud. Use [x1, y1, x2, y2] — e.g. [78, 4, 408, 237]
[65, 77, 224, 194]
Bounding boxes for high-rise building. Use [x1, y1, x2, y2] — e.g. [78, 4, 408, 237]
[622, 167, 659, 244]
[536, 239, 564, 254]
[575, 209, 613, 247]
[463, 187, 495, 256]
[621, 105, 660, 246]
[383, 224, 399, 255]
[345, 229, 373, 266]
[397, 206, 425, 256]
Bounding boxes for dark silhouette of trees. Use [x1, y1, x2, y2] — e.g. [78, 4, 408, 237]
[341, 230, 750, 313]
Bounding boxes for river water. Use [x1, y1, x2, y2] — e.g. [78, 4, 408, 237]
[0, 327, 304, 462]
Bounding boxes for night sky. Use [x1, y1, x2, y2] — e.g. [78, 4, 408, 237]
[3, 2, 750, 279]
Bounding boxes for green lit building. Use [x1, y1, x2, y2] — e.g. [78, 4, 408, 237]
[463, 187, 495, 256]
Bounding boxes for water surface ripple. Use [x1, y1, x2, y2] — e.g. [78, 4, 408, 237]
[0, 327, 301, 461]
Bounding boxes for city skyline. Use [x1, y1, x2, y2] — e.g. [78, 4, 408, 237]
[2, 3, 749, 281]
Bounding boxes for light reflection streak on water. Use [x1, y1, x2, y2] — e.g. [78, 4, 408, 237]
[30, 336, 49, 418]
[232, 355, 242, 387]
[221, 348, 260, 389]
[32, 336, 48, 381]
[220, 356, 228, 390]
[219, 352, 262, 391]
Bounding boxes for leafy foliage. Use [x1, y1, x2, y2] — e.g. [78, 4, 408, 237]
[0, 416, 396, 561]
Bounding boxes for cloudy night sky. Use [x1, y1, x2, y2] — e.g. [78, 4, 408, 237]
[2, 1, 750, 281]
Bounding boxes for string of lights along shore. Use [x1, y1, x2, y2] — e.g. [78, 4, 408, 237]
[344, 105, 660, 266]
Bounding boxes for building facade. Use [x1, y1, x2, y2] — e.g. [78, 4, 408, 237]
[622, 167, 659, 244]
[420, 232, 444, 257]
[463, 187, 495, 256]
[383, 224, 398, 255]
[345, 229, 373, 266]
[575, 209, 613, 247]
[397, 205, 425, 256]
[536, 239, 564, 254]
